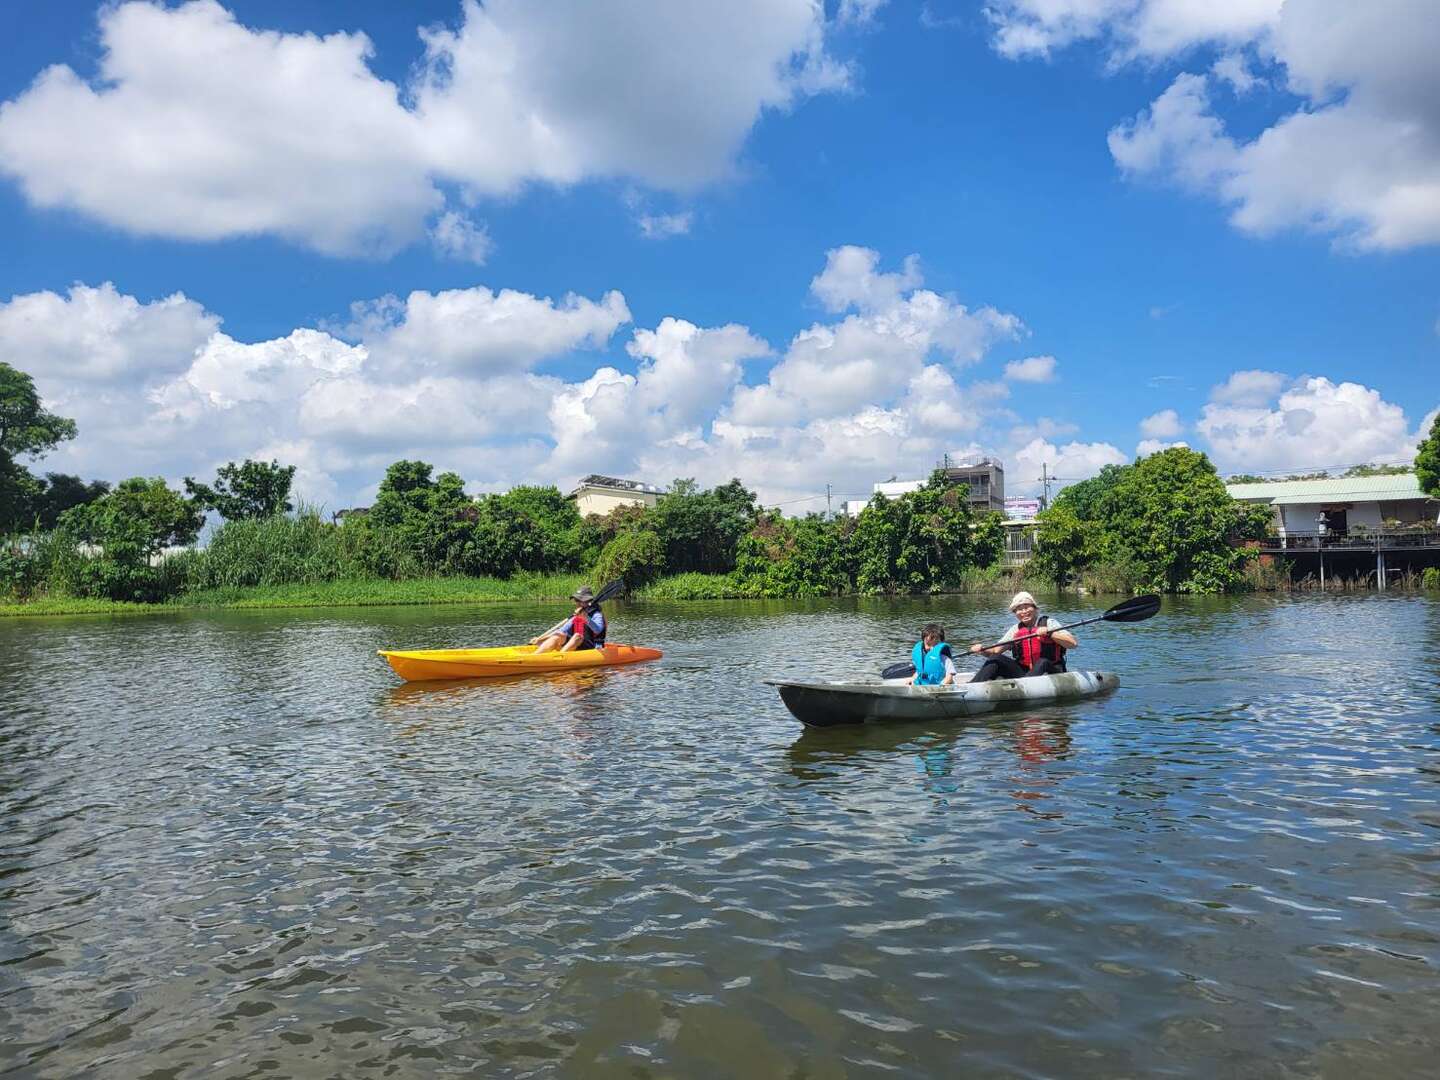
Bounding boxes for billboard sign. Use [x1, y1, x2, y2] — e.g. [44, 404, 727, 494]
[1004, 497, 1041, 520]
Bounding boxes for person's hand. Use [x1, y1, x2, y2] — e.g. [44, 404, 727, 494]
[1035, 625, 1050, 637]
[528, 636, 541, 645]
[969, 643, 982, 654]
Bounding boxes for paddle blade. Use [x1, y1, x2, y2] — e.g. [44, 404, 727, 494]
[880, 662, 916, 681]
[1101, 594, 1161, 623]
[594, 578, 627, 604]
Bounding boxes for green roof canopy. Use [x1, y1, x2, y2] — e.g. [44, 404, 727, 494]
[1226, 474, 1426, 504]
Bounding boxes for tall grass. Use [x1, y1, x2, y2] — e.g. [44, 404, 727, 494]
[178, 572, 591, 609]
[1071, 563, 1143, 595]
[184, 505, 422, 590]
[635, 573, 746, 600]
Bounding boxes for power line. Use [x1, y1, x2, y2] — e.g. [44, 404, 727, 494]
[1222, 458, 1413, 479]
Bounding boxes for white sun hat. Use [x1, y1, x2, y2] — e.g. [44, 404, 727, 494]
[1008, 591, 1038, 611]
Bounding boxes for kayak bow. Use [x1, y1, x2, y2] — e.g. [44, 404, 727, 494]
[379, 643, 663, 682]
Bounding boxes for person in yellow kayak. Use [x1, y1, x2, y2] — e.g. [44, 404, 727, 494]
[530, 586, 608, 653]
[967, 591, 1076, 680]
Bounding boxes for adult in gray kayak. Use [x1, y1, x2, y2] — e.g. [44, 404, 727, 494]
[968, 591, 1077, 681]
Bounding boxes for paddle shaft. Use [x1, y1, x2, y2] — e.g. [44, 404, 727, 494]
[971, 613, 1096, 654]
[883, 595, 1160, 680]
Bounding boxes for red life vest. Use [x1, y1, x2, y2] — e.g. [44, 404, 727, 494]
[1010, 616, 1065, 670]
[570, 607, 606, 648]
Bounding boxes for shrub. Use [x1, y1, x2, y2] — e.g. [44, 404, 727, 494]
[593, 528, 664, 588]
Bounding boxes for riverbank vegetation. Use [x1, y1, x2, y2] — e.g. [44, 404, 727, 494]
[1025, 448, 1275, 594]
[5, 359, 1435, 616]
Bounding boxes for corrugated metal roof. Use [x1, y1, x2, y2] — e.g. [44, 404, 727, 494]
[1226, 473, 1426, 504]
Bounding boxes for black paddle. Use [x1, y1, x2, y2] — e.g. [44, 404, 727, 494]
[879, 594, 1161, 680]
[535, 578, 626, 640]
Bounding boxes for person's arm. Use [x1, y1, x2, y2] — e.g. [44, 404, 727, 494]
[941, 652, 958, 685]
[530, 617, 570, 645]
[1032, 621, 1077, 649]
[969, 626, 1015, 656]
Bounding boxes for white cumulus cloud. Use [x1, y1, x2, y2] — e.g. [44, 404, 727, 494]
[0, 0, 856, 256]
[1195, 373, 1426, 472]
[0, 282, 218, 383]
[1008, 436, 1129, 497]
[357, 285, 631, 377]
[985, 0, 1283, 62]
[1139, 408, 1184, 438]
[429, 211, 494, 264]
[1105, 3, 1440, 252]
[1004, 354, 1057, 382]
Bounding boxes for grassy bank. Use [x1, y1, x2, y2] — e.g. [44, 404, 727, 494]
[0, 597, 162, 617]
[0, 573, 591, 617]
[2, 567, 1050, 617]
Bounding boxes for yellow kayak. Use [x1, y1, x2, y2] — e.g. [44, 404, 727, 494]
[378, 644, 663, 682]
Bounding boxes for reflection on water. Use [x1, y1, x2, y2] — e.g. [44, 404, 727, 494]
[2, 594, 1439, 1078]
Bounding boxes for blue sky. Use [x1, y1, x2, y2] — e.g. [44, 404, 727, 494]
[3, 0, 1437, 509]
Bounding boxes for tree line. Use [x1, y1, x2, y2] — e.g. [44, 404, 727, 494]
[8, 360, 1436, 603]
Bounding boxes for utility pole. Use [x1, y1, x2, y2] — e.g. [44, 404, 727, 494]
[1038, 463, 1053, 510]
[825, 483, 833, 519]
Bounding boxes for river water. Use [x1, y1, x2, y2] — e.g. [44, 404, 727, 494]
[2, 594, 1438, 1078]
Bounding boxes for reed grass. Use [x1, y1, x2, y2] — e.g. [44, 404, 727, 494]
[177, 572, 591, 609]
[0, 597, 159, 617]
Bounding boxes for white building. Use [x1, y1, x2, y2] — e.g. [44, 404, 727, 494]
[1225, 474, 1438, 537]
[568, 474, 665, 518]
[843, 479, 925, 517]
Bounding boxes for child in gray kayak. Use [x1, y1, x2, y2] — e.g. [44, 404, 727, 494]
[912, 623, 958, 686]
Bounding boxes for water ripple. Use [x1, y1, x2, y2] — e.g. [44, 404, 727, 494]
[1, 595, 1438, 1076]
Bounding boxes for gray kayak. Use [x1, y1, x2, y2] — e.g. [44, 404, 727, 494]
[766, 670, 1120, 727]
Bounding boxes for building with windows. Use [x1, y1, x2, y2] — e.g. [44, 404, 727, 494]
[939, 458, 1006, 514]
[1225, 474, 1437, 537]
[567, 475, 665, 517]
[1225, 473, 1440, 586]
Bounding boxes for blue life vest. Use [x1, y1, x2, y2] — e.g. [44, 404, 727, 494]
[911, 641, 952, 685]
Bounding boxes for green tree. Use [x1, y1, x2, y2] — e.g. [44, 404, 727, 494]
[1029, 505, 1101, 585]
[1099, 448, 1257, 593]
[1342, 463, 1413, 478]
[1051, 463, 1127, 521]
[0, 363, 79, 530]
[184, 459, 297, 520]
[735, 512, 847, 597]
[56, 477, 203, 600]
[848, 492, 904, 594]
[893, 473, 978, 590]
[34, 473, 110, 530]
[593, 527, 664, 587]
[649, 477, 758, 574]
[1416, 411, 1440, 497]
[478, 485, 586, 573]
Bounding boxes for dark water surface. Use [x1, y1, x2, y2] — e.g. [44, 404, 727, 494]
[3, 595, 1439, 1078]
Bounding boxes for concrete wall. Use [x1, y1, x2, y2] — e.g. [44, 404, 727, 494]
[573, 489, 660, 518]
[1276, 499, 1434, 535]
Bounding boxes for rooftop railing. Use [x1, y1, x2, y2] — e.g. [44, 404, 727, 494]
[1257, 529, 1440, 551]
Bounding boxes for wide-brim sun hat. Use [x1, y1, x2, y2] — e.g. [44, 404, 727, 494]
[1008, 591, 1037, 612]
[571, 586, 595, 604]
